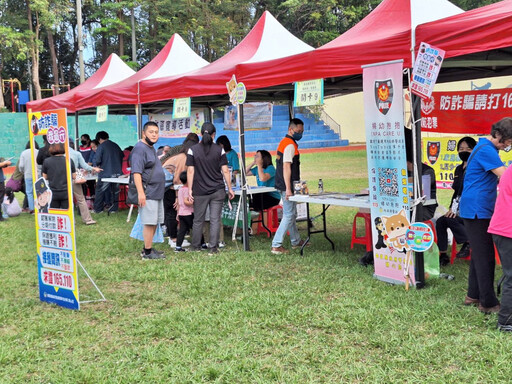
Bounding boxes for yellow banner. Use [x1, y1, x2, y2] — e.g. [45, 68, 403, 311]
[422, 136, 512, 189]
[29, 108, 79, 310]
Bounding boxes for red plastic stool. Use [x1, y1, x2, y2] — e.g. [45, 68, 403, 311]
[450, 240, 470, 264]
[423, 220, 438, 244]
[256, 205, 282, 238]
[351, 212, 373, 252]
[450, 242, 501, 266]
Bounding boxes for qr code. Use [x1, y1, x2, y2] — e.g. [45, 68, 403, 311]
[378, 168, 399, 197]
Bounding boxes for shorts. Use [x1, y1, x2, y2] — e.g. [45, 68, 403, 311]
[139, 199, 164, 225]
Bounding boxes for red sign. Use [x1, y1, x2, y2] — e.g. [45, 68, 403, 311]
[420, 88, 512, 134]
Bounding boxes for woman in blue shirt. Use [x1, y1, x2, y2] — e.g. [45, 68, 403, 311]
[460, 118, 512, 314]
[216, 135, 239, 179]
[245, 150, 281, 211]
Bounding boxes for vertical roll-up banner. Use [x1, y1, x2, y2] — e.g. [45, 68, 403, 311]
[363, 60, 414, 287]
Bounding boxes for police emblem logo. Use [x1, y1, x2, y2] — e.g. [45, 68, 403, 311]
[375, 80, 393, 115]
[427, 141, 441, 165]
[421, 96, 435, 115]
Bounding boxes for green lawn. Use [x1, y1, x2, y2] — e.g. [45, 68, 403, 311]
[1, 150, 511, 383]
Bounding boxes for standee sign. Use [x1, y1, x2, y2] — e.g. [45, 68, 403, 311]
[421, 88, 512, 134]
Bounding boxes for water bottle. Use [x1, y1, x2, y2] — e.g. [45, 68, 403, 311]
[318, 179, 324, 194]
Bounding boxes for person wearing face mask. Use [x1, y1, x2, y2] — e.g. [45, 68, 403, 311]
[131, 121, 166, 259]
[436, 137, 476, 266]
[79, 134, 92, 163]
[271, 118, 306, 255]
[92, 131, 124, 214]
[460, 118, 512, 314]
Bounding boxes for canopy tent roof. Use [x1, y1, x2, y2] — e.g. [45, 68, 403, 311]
[227, 0, 465, 100]
[414, 0, 512, 83]
[74, 34, 209, 111]
[138, 11, 314, 104]
[26, 53, 135, 113]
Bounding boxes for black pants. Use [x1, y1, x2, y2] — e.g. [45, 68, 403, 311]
[249, 193, 280, 212]
[464, 218, 499, 307]
[50, 197, 69, 210]
[436, 215, 468, 252]
[164, 188, 178, 238]
[177, 214, 204, 248]
[493, 234, 512, 325]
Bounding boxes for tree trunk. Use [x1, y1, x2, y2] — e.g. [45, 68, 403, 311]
[118, 4, 124, 57]
[26, 1, 41, 100]
[0, 71, 5, 109]
[47, 30, 60, 95]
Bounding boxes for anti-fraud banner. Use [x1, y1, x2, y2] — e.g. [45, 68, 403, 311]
[421, 88, 512, 134]
[422, 136, 512, 189]
[363, 61, 414, 287]
[28, 108, 79, 310]
[224, 102, 273, 131]
[149, 110, 205, 138]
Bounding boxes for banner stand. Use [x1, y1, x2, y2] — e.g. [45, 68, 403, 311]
[77, 258, 107, 304]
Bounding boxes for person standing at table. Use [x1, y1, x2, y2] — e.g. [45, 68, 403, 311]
[131, 121, 166, 260]
[271, 118, 306, 255]
[79, 134, 93, 163]
[186, 122, 234, 254]
[93, 131, 123, 214]
[69, 140, 102, 225]
[460, 117, 512, 314]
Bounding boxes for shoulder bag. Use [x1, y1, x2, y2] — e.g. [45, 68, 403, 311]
[126, 157, 158, 206]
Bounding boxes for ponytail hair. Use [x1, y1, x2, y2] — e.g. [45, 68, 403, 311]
[200, 122, 216, 152]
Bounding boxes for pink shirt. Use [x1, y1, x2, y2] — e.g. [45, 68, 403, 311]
[178, 186, 194, 216]
[489, 166, 512, 238]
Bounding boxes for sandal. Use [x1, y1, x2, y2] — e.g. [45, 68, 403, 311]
[85, 220, 97, 225]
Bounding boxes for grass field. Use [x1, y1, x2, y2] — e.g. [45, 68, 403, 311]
[1, 150, 511, 383]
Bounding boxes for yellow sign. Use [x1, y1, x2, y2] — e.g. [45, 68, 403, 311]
[294, 79, 324, 107]
[422, 136, 512, 189]
[172, 97, 191, 119]
[96, 105, 108, 122]
[28, 108, 79, 310]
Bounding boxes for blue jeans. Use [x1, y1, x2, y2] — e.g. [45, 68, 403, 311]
[25, 178, 34, 210]
[94, 177, 119, 213]
[271, 191, 300, 248]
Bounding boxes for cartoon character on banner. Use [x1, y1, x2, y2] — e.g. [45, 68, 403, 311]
[226, 75, 237, 105]
[374, 217, 387, 250]
[380, 209, 410, 254]
[34, 177, 52, 213]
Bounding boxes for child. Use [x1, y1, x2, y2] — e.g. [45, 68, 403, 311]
[175, 171, 203, 252]
[2, 187, 21, 218]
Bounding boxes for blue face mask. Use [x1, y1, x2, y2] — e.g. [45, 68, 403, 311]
[292, 132, 303, 141]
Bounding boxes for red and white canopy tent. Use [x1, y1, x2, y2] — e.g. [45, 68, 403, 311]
[138, 11, 314, 104]
[26, 53, 135, 113]
[74, 33, 209, 113]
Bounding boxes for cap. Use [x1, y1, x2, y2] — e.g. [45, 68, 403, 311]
[35, 177, 48, 195]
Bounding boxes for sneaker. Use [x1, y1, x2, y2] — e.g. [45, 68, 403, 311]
[201, 243, 208, 250]
[218, 241, 226, 248]
[174, 247, 187, 253]
[291, 240, 310, 249]
[140, 249, 166, 260]
[152, 248, 165, 255]
[168, 238, 177, 247]
[456, 243, 471, 259]
[208, 248, 219, 256]
[182, 239, 191, 247]
[271, 246, 288, 255]
[464, 296, 479, 306]
[497, 323, 512, 332]
[439, 253, 450, 266]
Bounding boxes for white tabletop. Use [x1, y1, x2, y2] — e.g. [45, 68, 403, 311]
[101, 177, 130, 185]
[233, 186, 276, 196]
[289, 193, 371, 209]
